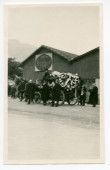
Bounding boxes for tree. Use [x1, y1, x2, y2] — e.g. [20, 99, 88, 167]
[8, 58, 23, 79]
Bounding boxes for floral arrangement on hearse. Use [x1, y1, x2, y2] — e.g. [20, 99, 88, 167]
[48, 71, 79, 91]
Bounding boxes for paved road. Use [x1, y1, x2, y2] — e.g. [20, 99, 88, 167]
[8, 97, 100, 162]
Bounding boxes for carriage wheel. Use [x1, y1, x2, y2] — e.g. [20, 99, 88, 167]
[34, 92, 41, 103]
[69, 97, 78, 105]
[59, 90, 65, 105]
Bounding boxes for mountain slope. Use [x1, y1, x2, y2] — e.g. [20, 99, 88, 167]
[8, 39, 37, 62]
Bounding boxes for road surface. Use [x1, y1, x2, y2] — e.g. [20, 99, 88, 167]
[8, 97, 100, 162]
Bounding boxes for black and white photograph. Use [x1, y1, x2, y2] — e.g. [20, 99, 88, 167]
[4, 3, 104, 164]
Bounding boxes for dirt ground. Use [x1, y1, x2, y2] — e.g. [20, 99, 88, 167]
[8, 97, 100, 163]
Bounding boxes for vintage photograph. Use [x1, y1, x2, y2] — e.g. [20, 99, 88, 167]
[5, 4, 104, 164]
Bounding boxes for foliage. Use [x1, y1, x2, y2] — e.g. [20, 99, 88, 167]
[8, 58, 23, 79]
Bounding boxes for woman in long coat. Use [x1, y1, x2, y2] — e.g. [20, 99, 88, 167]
[91, 84, 98, 107]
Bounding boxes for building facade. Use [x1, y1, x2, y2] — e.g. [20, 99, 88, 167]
[20, 45, 99, 89]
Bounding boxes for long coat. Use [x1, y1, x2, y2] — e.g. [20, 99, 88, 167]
[11, 86, 16, 95]
[91, 86, 98, 104]
[52, 83, 61, 101]
[18, 81, 25, 91]
[26, 83, 36, 99]
[42, 83, 49, 102]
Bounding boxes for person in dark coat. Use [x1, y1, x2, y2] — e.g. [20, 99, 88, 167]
[42, 80, 49, 105]
[77, 84, 82, 105]
[26, 80, 36, 104]
[41, 68, 50, 84]
[91, 83, 98, 107]
[24, 81, 29, 102]
[51, 79, 61, 107]
[80, 86, 86, 106]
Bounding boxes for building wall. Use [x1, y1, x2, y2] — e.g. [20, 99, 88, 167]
[53, 53, 72, 72]
[71, 49, 99, 79]
[22, 47, 100, 103]
[70, 49, 100, 103]
[23, 47, 99, 82]
[23, 47, 71, 83]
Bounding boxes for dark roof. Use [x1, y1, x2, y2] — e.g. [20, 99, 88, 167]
[20, 45, 78, 65]
[43, 45, 78, 61]
[69, 47, 99, 62]
[20, 45, 99, 66]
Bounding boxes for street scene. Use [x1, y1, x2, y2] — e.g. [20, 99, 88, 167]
[8, 97, 99, 161]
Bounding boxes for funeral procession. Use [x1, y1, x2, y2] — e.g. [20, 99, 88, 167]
[5, 4, 102, 162]
[8, 44, 100, 161]
[8, 45, 99, 107]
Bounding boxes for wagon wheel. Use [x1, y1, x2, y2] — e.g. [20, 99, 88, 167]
[59, 90, 65, 105]
[69, 97, 78, 105]
[34, 92, 41, 103]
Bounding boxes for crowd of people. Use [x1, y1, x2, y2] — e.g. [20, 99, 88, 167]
[8, 74, 98, 107]
[8, 78, 64, 106]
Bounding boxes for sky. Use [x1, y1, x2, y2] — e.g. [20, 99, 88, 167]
[8, 4, 100, 55]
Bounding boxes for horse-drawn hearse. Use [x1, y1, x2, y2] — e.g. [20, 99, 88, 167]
[34, 71, 80, 105]
[16, 71, 80, 105]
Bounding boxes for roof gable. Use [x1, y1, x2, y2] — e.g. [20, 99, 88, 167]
[43, 45, 78, 61]
[20, 45, 78, 65]
[20, 45, 99, 66]
[70, 47, 99, 62]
